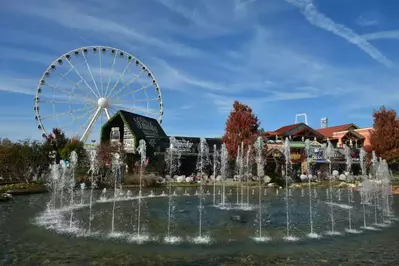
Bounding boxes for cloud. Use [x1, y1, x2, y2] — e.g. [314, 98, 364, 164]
[0, 76, 38, 96]
[356, 16, 378, 27]
[8, 0, 202, 58]
[362, 30, 399, 41]
[284, 0, 392, 67]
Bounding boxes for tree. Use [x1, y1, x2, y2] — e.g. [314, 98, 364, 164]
[222, 101, 261, 159]
[43, 128, 70, 163]
[369, 106, 399, 163]
[60, 138, 85, 161]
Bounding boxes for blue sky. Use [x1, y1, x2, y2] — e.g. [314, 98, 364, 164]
[1, 0, 399, 141]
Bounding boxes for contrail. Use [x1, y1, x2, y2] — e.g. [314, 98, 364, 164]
[362, 30, 399, 41]
[285, 0, 392, 67]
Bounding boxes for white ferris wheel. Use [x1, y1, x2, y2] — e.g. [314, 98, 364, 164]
[34, 46, 164, 143]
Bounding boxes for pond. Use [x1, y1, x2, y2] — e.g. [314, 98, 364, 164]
[0, 186, 398, 265]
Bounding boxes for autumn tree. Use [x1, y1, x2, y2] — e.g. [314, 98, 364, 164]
[369, 106, 399, 163]
[222, 101, 262, 159]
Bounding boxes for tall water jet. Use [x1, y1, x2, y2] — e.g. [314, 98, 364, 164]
[164, 137, 181, 243]
[110, 152, 121, 234]
[235, 144, 243, 205]
[325, 138, 339, 235]
[88, 149, 98, 234]
[253, 136, 269, 242]
[69, 151, 78, 229]
[135, 139, 147, 239]
[305, 139, 318, 238]
[59, 161, 67, 209]
[48, 150, 58, 211]
[195, 138, 210, 243]
[212, 144, 220, 206]
[220, 144, 229, 207]
[245, 146, 252, 206]
[283, 137, 296, 240]
[344, 145, 355, 233]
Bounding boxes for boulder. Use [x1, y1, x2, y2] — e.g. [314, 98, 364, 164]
[339, 174, 346, 181]
[263, 176, 271, 184]
[216, 175, 222, 182]
[332, 170, 339, 177]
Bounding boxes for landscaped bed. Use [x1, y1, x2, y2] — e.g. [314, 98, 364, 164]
[0, 183, 47, 196]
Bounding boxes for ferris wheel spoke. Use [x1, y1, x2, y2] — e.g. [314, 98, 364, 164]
[52, 67, 94, 99]
[108, 70, 145, 99]
[60, 106, 97, 131]
[113, 97, 160, 104]
[38, 99, 91, 105]
[40, 105, 94, 120]
[114, 82, 154, 100]
[41, 83, 95, 103]
[80, 107, 102, 143]
[104, 108, 111, 120]
[81, 49, 102, 97]
[104, 52, 118, 97]
[99, 48, 104, 96]
[65, 57, 100, 99]
[106, 59, 134, 98]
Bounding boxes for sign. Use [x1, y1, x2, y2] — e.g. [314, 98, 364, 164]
[123, 123, 135, 153]
[133, 116, 160, 147]
[174, 139, 193, 153]
[291, 153, 302, 161]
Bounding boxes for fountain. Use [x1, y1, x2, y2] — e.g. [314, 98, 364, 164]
[245, 146, 252, 206]
[164, 137, 182, 243]
[212, 144, 219, 206]
[220, 144, 229, 207]
[110, 153, 121, 235]
[253, 136, 269, 242]
[283, 137, 297, 241]
[305, 139, 319, 238]
[88, 150, 98, 234]
[194, 138, 210, 243]
[235, 143, 244, 205]
[131, 139, 149, 243]
[325, 138, 339, 235]
[345, 145, 360, 233]
[30, 138, 396, 251]
[69, 151, 78, 229]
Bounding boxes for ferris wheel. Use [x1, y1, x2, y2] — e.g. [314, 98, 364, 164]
[34, 46, 164, 143]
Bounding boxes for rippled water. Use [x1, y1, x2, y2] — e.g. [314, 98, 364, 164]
[0, 186, 398, 265]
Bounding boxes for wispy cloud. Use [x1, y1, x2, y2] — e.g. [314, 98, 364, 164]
[362, 30, 399, 41]
[8, 0, 202, 57]
[285, 0, 392, 67]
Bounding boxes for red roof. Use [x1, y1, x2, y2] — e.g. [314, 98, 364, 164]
[316, 124, 357, 138]
[267, 123, 301, 136]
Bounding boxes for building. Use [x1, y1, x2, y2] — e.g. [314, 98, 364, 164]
[100, 110, 222, 174]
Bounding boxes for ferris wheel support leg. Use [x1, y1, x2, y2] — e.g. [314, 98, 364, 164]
[80, 106, 102, 143]
[104, 108, 111, 120]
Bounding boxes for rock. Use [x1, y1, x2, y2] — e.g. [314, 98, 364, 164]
[264, 175, 271, 183]
[338, 182, 347, 188]
[300, 174, 307, 181]
[332, 170, 339, 177]
[267, 183, 275, 187]
[185, 176, 194, 183]
[0, 193, 13, 202]
[216, 175, 222, 182]
[339, 174, 346, 181]
[176, 176, 185, 183]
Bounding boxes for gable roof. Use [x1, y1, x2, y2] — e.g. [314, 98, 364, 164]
[104, 110, 167, 148]
[267, 123, 324, 139]
[316, 123, 358, 138]
[267, 123, 299, 136]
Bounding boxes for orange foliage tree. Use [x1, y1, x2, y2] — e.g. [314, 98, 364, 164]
[369, 106, 399, 163]
[222, 101, 263, 159]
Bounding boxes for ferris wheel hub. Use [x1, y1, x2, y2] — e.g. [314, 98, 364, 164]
[97, 97, 110, 108]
